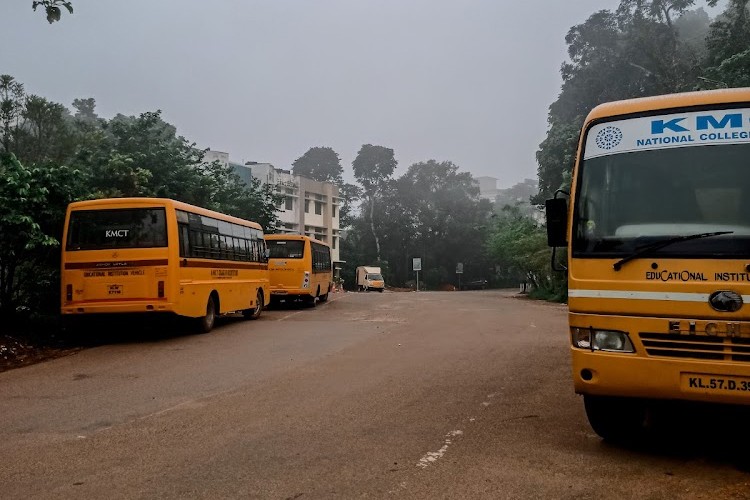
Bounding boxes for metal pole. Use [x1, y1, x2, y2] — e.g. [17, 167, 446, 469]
[416, 270, 419, 292]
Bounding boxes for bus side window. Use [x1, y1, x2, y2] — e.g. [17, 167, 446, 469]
[178, 224, 190, 258]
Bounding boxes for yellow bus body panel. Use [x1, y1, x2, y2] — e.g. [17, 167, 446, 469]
[61, 198, 269, 319]
[568, 88, 750, 405]
[266, 234, 332, 298]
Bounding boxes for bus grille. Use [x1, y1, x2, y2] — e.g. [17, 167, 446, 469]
[639, 333, 750, 362]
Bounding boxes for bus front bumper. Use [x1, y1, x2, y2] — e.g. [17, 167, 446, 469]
[572, 349, 750, 406]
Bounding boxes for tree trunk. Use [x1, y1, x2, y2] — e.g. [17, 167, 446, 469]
[368, 195, 381, 262]
[0, 259, 17, 317]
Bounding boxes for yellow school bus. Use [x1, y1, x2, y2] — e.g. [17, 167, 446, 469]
[546, 88, 750, 440]
[266, 234, 332, 307]
[61, 197, 270, 332]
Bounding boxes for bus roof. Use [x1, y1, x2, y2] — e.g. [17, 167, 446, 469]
[265, 233, 330, 247]
[585, 88, 750, 124]
[67, 197, 263, 230]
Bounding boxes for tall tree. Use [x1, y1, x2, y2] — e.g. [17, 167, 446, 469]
[392, 160, 492, 287]
[704, 0, 750, 86]
[0, 75, 25, 153]
[72, 98, 99, 123]
[19, 95, 74, 164]
[292, 147, 344, 185]
[536, 2, 705, 201]
[352, 144, 397, 263]
[337, 182, 361, 229]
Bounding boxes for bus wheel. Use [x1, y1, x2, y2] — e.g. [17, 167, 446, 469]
[304, 294, 317, 308]
[197, 296, 217, 333]
[243, 290, 264, 320]
[583, 395, 647, 443]
[319, 291, 329, 302]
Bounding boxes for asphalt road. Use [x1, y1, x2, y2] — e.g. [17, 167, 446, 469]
[1, 290, 749, 499]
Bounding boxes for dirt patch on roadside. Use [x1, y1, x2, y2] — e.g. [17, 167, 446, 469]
[0, 331, 81, 373]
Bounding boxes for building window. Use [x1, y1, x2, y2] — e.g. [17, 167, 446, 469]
[285, 197, 293, 211]
[315, 201, 323, 215]
[332, 236, 337, 249]
[304, 200, 310, 213]
[332, 205, 337, 217]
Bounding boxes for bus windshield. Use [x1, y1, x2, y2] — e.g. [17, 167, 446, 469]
[573, 142, 750, 258]
[267, 240, 305, 259]
[66, 208, 168, 250]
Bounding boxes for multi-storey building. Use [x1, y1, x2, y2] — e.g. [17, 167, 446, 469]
[224, 158, 341, 264]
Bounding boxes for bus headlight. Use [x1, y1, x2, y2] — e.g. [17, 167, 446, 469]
[571, 328, 635, 353]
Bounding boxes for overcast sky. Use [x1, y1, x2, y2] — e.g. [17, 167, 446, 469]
[0, 0, 674, 187]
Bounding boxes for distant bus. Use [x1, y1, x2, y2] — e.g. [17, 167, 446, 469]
[61, 197, 269, 333]
[266, 234, 332, 306]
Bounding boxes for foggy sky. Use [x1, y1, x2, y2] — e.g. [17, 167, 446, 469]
[3, 0, 628, 187]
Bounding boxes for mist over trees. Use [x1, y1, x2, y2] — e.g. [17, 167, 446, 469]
[536, 0, 750, 202]
[7, 0, 750, 326]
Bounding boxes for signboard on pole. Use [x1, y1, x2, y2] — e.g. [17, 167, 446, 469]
[413, 258, 422, 271]
[456, 263, 463, 274]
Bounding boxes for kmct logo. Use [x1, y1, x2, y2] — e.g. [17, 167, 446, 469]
[595, 126, 623, 150]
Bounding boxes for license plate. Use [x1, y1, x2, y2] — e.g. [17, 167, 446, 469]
[107, 284, 123, 296]
[681, 373, 750, 394]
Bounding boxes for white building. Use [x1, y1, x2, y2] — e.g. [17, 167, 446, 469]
[203, 150, 229, 167]
[230, 161, 342, 263]
[474, 176, 501, 201]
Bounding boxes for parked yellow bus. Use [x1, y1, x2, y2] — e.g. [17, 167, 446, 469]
[546, 88, 750, 441]
[61, 198, 269, 333]
[266, 234, 332, 307]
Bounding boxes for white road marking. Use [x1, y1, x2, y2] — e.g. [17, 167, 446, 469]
[275, 310, 306, 321]
[417, 430, 463, 469]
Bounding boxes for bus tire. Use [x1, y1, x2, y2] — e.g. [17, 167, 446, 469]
[583, 395, 647, 443]
[243, 289, 264, 320]
[378, 288, 384, 293]
[197, 295, 217, 333]
[304, 294, 316, 308]
[319, 291, 329, 302]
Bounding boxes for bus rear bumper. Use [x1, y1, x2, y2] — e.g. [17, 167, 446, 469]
[61, 300, 175, 315]
[572, 349, 750, 406]
[270, 289, 313, 297]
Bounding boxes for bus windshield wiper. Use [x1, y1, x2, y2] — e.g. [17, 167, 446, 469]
[612, 231, 734, 271]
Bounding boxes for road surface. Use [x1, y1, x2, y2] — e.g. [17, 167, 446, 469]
[1, 290, 748, 499]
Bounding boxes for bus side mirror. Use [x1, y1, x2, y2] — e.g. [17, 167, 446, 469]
[545, 198, 568, 247]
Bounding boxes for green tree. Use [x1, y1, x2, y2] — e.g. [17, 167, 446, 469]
[536, 2, 707, 201]
[72, 98, 100, 124]
[704, 0, 750, 86]
[18, 95, 75, 164]
[487, 205, 565, 300]
[390, 160, 492, 287]
[292, 147, 344, 184]
[0, 154, 59, 317]
[0, 75, 25, 153]
[337, 182, 361, 229]
[32, 0, 73, 23]
[352, 144, 397, 262]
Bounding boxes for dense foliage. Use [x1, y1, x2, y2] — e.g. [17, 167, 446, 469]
[535, 0, 750, 203]
[0, 75, 281, 323]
